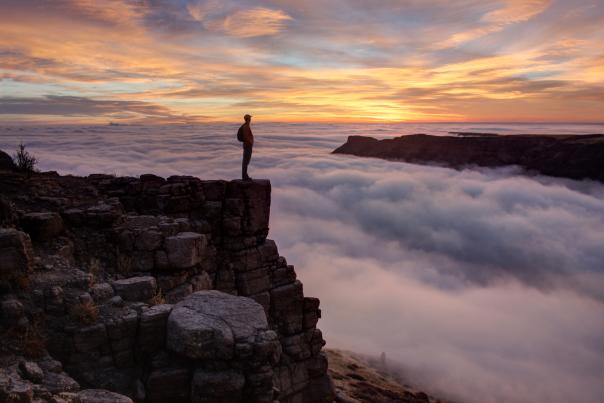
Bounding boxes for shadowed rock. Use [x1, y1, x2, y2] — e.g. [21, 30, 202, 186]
[0, 173, 333, 403]
[333, 134, 604, 182]
[166, 290, 269, 360]
[0, 149, 16, 172]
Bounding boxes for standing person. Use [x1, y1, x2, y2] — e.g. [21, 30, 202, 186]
[237, 114, 254, 180]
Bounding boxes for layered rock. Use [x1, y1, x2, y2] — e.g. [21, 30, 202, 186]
[0, 169, 334, 403]
[0, 149, 16, 172]
[333, 133, 604, 182]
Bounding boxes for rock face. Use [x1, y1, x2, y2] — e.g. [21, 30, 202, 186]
[0, 228, 34, 286]
[167, 291, 271, 360]
[333, 133, 604, 182]
[0, 169, 334, 403]
[0, 149, 16, 171]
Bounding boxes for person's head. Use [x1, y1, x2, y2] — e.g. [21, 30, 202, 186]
[244, 114, 252, 123]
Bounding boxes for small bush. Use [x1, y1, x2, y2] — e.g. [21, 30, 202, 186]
[149, 289, 166, 305]
[15, 274, 31, 291]
[1, 319, 47, 358]
[22, 321, 46, 358]
[88, 258, 101, 287]
[13, 143, 38, 174]
[117, 253, 132, 273]
[70, 301, 99, 325]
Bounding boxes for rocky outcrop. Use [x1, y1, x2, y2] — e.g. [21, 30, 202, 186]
[0, 169, 334, 403]
[333, 133, 604, 182]
[326, 349, 449, 403]
[0, 149, 16, 172]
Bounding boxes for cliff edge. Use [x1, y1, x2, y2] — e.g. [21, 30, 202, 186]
[333, 133, 604, 182]
[0, 168, 334, 403]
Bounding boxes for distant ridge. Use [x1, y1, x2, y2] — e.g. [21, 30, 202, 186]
[333, 133, 604, 182]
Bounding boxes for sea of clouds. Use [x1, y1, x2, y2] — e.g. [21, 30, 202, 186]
[1, 122, 604, 403]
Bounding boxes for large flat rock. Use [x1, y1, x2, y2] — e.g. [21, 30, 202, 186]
[166, 290, 269, 360]
[112, 276, 157, 301]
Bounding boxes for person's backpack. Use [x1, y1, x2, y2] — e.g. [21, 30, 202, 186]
[237, 125, 244, 142]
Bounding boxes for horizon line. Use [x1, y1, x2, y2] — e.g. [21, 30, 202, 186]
[2, 120, 604, 127]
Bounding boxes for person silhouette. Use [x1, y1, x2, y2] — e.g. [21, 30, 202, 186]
[237, 114, 254, 180]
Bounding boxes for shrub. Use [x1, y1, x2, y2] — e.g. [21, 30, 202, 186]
[70, 301, 99, 325]
[1, 319, 47, 358]
[22, 320, 46, 358]
[149, 288, 166, 305]
[88, 257, 101, 287]
[13, 143, 38, 174]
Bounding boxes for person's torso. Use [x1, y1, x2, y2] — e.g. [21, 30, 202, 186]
[240, 123, 254, 145]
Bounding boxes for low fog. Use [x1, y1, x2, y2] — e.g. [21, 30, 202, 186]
[1, 123, 603, 403]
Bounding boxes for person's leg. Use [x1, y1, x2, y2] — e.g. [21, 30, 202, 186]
[242, 145, 252, 179]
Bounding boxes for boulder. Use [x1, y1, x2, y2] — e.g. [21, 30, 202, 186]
[0, 228, 34, 284]
[270, 281, 304, 335]
[134, 229, 163, 251]
[236, 268, 270, 296]
[226, 180, 271, 236]
[43, 371, 80, 394]
[271, 265, 297, 287]
[124, 215, 159, 230]
[138, 304, 172, 352]
[0, 369, 33, 403]
[74, 323, 107, 352]
[165, 283, 193, 304]
[190, 272, 213, 291]
[0, 196, 17, 227]
[190, 369, 245, 403]
[1, 299, 24, 323]
[105, 309, 138, 340]
[166, 291, 268, 360]
[19, 361, 44, 384]
[146, 368, 190, 403]
[112, 276, 156, 301]
[90, 283, 114, 303]
[0, 149, 16, 171]
[76, 389, 133, 403]
[165, 232, 207, 269]
[20, 212, 64, 240]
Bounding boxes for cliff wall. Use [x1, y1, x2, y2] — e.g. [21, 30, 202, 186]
[0, 169, 334, 403]
[333, 134, 604, 182]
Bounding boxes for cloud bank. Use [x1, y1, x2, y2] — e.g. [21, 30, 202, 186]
[1, 122, 603, 403]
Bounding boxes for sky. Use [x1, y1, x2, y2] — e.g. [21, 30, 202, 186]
[1, 0, 604, 124]
[1, 122, 603, 403]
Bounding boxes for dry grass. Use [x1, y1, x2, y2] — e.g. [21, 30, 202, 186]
[88, 257, 101, 287]
[22, 321, 46, 358]
[1, 320, 47, 358]
[69, 301, 99, 325]
[15, 274, 31, 291]
[149, 288, 166, 305]
[116, 253, 132, 274]
[325, 349, 448, 403]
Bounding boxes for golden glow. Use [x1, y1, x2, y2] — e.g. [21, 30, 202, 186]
[1, 0, 603, 123]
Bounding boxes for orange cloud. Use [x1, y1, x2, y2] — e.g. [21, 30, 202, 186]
[188, 2, 292, 38]
[0, 0, 602, 123]
[222, 8, 292, 37]
[439, 0, 551, 48]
